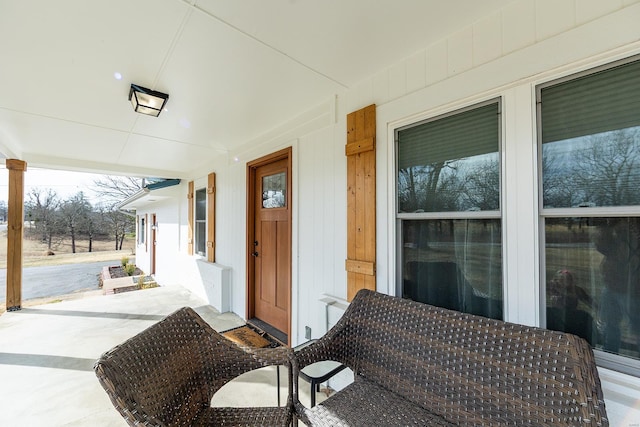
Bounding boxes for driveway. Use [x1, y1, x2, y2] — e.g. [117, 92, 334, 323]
[0, 260, 118, 303]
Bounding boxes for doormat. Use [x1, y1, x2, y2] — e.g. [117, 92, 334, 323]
[222, 324, 280, 348]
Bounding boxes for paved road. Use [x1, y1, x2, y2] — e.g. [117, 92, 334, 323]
[0, 260, 119, 303]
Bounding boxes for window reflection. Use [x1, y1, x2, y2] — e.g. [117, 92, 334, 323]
[402, 219, 503, 320]
[397, 102, 500, 213]
[542, 128, 640, 208]
[545, 217, 640, 361]
[398, 154, 499, 213]
[262, 172, 286, 208]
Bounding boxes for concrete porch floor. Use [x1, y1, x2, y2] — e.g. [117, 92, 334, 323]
[0, 285, 317, 426]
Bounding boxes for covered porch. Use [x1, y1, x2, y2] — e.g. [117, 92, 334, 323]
[2, 0, 640, 425]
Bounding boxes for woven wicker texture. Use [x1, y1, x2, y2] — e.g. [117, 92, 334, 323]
[292, 289, 609, 426]
[94, 307, 293, 426]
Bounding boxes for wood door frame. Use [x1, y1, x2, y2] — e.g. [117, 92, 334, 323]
[246, 146, 292, 342]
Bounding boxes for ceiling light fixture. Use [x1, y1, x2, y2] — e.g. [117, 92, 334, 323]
[129, 84, 169, 117]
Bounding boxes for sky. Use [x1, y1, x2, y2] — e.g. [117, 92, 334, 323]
[0, 167, 107, 206]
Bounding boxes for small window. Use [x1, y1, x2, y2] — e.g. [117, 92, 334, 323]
[262, 172, 286, 209]
[139, 216, 145, 245]
[396, 99, 503, 320]
[195, 188, 206, 256]
[538, 56, 640, 375]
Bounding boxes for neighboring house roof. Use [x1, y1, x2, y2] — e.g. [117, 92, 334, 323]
[117, 179, 181, 211]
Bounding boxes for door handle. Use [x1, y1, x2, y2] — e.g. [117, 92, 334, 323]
[251, 251, 259, 257]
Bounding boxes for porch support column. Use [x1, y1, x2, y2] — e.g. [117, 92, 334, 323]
[5, 159, 27, 311]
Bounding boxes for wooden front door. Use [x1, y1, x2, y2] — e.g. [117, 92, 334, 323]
[247, 148, 292, 338]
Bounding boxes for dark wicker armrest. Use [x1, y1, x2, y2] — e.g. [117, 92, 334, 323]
[290, 336, 351, 424]
[243, 346, 295, 407]
[241, 345, 293, 367]
[204, 338, 295, 400]
[288, 351, 309, 425]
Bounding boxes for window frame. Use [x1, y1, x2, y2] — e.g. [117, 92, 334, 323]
[536, 54, 640, 377]
[394, 97, 504, 310]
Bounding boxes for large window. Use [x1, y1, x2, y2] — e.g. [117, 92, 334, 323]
[396, 100, 503, 320]
[538, 56, 640, 375]
[195, 188, 207, 257]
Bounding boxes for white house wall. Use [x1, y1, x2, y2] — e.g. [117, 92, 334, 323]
[210, 160, 249, 312]
[135, 198, 182, 287]
[150, 1, 640, 423]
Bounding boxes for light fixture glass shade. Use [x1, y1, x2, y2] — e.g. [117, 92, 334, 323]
[129, 84, 169, 117]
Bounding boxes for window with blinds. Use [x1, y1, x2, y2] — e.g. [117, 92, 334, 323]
[538, 56, 640, 376]
[396, 99, 503, 321]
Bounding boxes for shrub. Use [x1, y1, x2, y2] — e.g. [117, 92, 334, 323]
[136, 275, 158, 290]
[124, 263, 136, 276]
[121, 256, 130, 267]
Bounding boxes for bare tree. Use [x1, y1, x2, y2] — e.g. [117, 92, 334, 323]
[97, 205, 134, 251]
[398, 162, 461, 213]
[542, 147, 576, 208]
[26, 188, 62, 249]
[460, 159, 500, 211]
[92, 175, 141, 250]
[59, 192, 92, 253]
[83, 210, 106, 252]
[92, 175, 142, 206]
[571, 130, 640, 207]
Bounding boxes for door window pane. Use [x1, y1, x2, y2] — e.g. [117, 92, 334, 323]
[402, 219, 503, 320]
[262, 172, 286, 208]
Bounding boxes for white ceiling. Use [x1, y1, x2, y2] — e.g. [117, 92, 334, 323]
[0, 0, 513, 178]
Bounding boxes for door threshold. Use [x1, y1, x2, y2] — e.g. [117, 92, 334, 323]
[248, 318, 288, 346]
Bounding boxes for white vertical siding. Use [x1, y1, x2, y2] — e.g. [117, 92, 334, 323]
[388, 61, 407, 101]
[535, 0, 576, 41]
[297, 126, 347, 340]
[425, 40, 449, 86]
[405, 50, 426, 94]
[473, 12, 503, 66]
[447, 27, 474, 76]
[502, 0, 536, 54]
[576, 0, 625, 25]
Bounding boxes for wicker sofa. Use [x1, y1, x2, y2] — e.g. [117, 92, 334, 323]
[292, 289, 608, 426]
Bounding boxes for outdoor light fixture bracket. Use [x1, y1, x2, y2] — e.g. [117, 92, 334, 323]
[129, 84, 169, 117]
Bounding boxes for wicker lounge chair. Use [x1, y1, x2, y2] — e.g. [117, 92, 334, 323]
[95, 306, 293, 426]
[292, 289, 608, 426]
